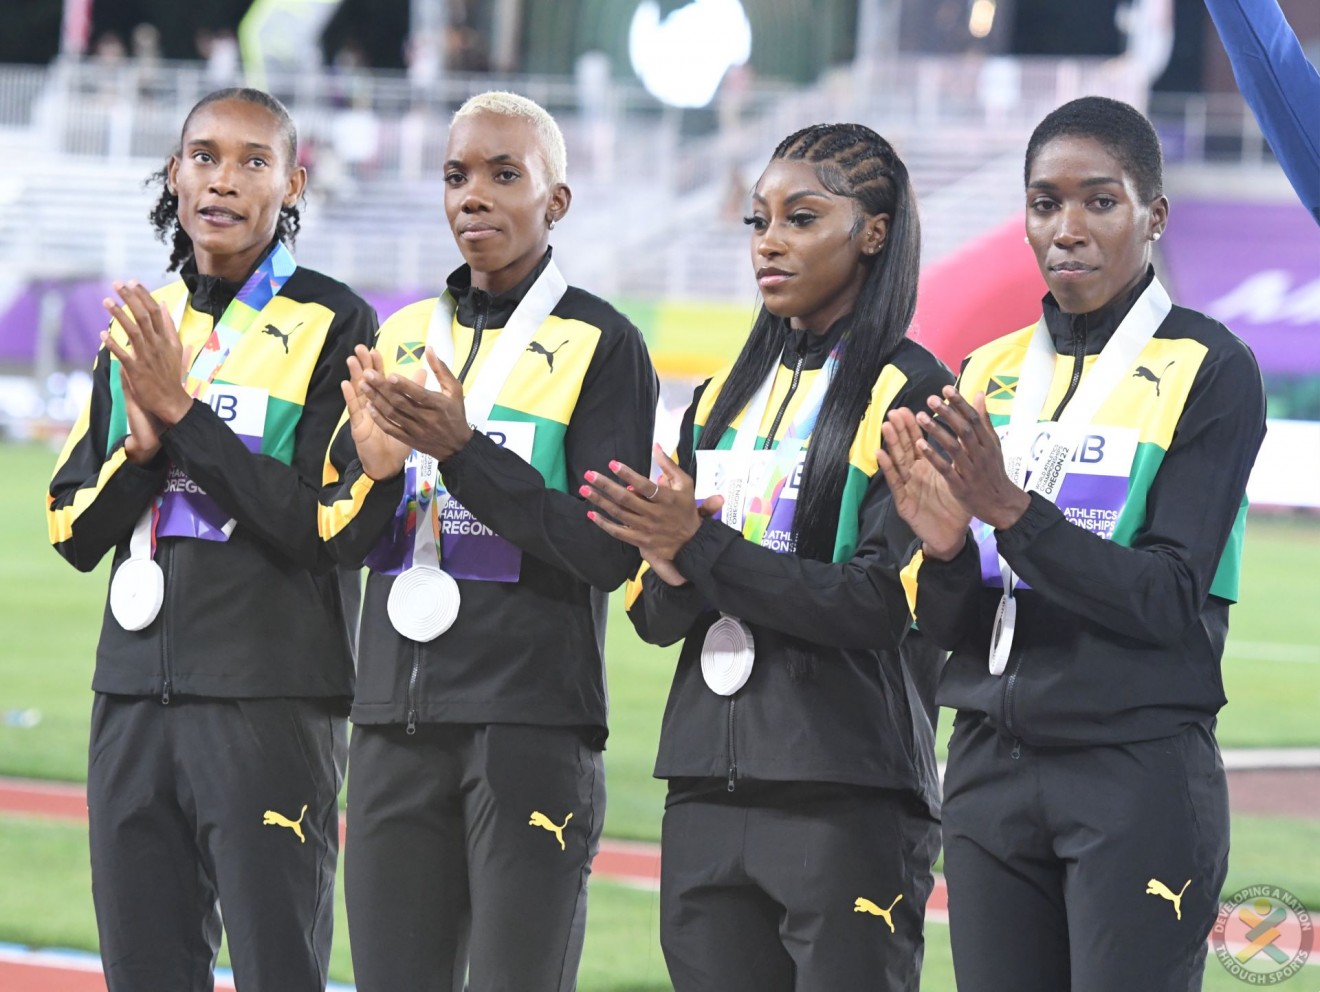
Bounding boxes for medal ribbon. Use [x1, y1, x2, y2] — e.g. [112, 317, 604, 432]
[986, 276, 1172, 674]
[124, 243, 299, 560]
[404, 260, 569, 575]
[696, 335, 844, 694]
[722, 336, 843, 544]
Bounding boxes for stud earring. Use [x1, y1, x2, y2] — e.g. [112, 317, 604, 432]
[1151, 231, 1162, 241]
[1024, 236, 1030, 244]
[547, 218, 556, 230]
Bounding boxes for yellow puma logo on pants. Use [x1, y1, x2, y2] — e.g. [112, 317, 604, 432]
[529, 811, 573, 851]
[262, 804, 308, 844]
[1145, 878, 1191, 920]
[854, 895, 903, 933]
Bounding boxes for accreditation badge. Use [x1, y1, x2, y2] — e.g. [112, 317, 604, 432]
[439, 421, 536, 581]
[976, 425, 1139, 588]
[694, 447, 804, 548]
[156, 384, 269, 541]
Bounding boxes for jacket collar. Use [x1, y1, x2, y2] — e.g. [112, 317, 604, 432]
[180, 239, 280, 321]
[778, 311, 851, 371]
[1041, 265, 1155, 356]
[446, 249, 553, 329]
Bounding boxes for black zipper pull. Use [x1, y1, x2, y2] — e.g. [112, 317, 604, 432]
[406, 710, 417, 736]
[1011, 739, 1022, 760]
[160, 680, 171, 706]
[726, 764, 737, 792]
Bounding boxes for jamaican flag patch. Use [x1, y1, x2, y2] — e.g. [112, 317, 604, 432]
[396, 341, 426, 364]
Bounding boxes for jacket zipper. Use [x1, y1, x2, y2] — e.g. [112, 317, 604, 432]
[456, 297, 487, 384]
[159, 541, 174, 705]
[406, 642, 420, 735]
[726, 697, 738, 792]
[1048, 314, 1088, 421]
[762, 350, 805, 450]
[723, 345, 802, 789]
[404, 298, 488, 734]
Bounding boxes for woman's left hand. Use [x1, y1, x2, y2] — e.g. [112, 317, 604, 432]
[915, 385, 1031, 531]
[581, 446, 704, 561]
[360, 347, 474, 462]
[100, 281, 193, 426]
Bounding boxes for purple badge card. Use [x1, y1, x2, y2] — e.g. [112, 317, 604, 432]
[156, 385, 268, 541]
[440, 421, 536, 582]
[978, 426, 1137, 588]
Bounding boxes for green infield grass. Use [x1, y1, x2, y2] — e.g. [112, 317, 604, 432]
[1, 813, 1314, 990]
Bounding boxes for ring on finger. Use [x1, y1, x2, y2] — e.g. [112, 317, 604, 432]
[641, 479, 661, 501]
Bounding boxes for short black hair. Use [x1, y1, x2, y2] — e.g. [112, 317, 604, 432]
[147, 88, 302, 272]
[1024, 96, 1164, 202]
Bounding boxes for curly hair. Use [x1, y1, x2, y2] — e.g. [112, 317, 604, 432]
[146, 88, 302, 273]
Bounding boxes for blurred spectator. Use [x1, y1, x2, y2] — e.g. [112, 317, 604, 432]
[445, 23, 489, 72]
[576, 50, 615, 181]
[197, 28, 241, 89]
[1204, 0, 1320, 224]
[130, 22, 166, 102]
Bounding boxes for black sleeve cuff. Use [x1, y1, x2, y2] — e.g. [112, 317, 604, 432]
[993, 491, 1065, 556]
[437, 427, 490, 479]
[919, 527, 980, 581]
[110, 436, 170, 480]
[672, 516, 742, 583]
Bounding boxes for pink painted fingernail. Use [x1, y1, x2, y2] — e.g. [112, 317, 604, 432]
[584, 470, 597, 483]
[578, 485, 592, 497]
[587, 511, 597, 521]
[608, 460, 621, 472]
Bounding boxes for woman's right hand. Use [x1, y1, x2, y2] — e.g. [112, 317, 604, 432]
[341, 345, 418, 481]
[641, 476, 724, 587]
[877, 406, 970, 561]
[121, 372, 164, 465]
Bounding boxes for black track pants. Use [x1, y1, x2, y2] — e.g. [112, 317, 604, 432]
[659, 786, 939, 992]
[345, 722, 605, 992]
[942, 715, 1230, 992]
[87, 693, 346, 992]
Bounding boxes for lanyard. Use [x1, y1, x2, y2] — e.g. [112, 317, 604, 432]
[697, 335, 844, 697]
[406, 260, 568, 573]
[127, 244, 299, 556]
[111, 245, 298, 630]
[986, 276, 1172, 674]
[731, 335, 843, 456]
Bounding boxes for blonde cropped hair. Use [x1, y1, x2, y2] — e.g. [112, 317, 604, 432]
[452, 91, 568, 186]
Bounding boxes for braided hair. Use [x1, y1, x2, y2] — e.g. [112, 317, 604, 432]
[699, 123, 921, 564]
[147, 88, 302, 272]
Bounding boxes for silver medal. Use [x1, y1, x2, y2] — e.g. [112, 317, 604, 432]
[701, 614, 755, 696]
[387, 566, 462, 642]
[109, 557, 165, 631]
[987, 593, 1017, 676]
